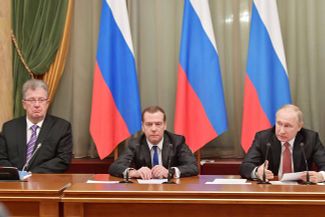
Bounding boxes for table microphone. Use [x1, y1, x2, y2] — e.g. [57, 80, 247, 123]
[257, 142, 271, 184]
[163, 144, 176, 184]
[120, 168, 133, 183]
[300, 143, 315, 185]
[120, 159, 133, 183]
[22, 143, 42, 172]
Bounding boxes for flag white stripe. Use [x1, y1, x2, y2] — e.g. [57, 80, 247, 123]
[254, 0, 287, 73]
[105, 0, 135, 55]
[190, 0, 218, 53]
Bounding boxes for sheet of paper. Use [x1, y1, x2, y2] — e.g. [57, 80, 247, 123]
[269, 181, 299, 185]
[86, 180, 120, 184]
[205, 178, 250, 184]
[137, 179, 168, 184]
[280, 172, 304, 181]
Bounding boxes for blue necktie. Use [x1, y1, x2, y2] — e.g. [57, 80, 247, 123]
[152, 146, 159, 166]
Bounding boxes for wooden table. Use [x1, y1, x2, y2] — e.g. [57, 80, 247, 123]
[62, 175, 325, 217]
[0, 174, 93, 217]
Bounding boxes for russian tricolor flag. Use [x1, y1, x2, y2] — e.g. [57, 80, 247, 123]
[174, 0, 228, 152]
[241, 0, 291, 153]
[90, 0, 141, 159]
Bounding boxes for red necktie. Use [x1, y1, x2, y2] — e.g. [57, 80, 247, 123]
[282, 142, 292, 174]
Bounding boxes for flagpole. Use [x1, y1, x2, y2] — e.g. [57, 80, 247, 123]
[195, 150, 201, 174]
[114, 148, 118, 161]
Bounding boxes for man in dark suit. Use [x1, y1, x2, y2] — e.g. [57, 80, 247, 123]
[0, 79, 72, 173]
[240, 104, 325, 183]
[108, 106, 198, 179]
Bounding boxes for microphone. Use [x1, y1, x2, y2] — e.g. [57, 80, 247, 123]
[119, 143, 139, 183]
[120, 158, 134, 183]
[120, 143, 140, 183]
[119, 168, 133, 183]
[300, 143, 315, 185]
[257, 142, 271, 184]
[163, 144, 176, 184]
[22, 143, 42, 171]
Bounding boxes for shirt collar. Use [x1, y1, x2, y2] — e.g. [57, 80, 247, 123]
[281, 137, 295, 149]
[147, 138, 164, 150]
[26, 117, 44, 130]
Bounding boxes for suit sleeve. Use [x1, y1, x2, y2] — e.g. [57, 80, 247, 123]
[240, 133, 265, 179]
[174, 136, 199, 177]
[0, 132, 14, 167]
[108, 141, 137, 177]
[311, 132, 325, 171]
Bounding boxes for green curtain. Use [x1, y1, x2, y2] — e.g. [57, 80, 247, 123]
[12, 0, 68, 117]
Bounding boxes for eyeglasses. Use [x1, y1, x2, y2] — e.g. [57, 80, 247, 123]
[23, 98, 48, 104]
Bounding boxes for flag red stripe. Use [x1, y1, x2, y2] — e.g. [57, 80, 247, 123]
[241, 75, 271, 152]
[175, 65, 217, 152]
[90, 63, 130, 158]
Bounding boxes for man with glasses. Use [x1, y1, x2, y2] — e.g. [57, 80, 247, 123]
[0, 79, 72, 173]
[109, 106, 198, 179]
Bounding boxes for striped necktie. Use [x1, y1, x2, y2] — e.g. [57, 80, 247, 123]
[26, 125, 38, 163]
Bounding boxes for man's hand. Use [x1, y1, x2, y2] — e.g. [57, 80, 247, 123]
[129, 167, 152, 180]
[300, 171, 324, 183]
[151, 165, 168, 178]
[256, 160, 274, 180]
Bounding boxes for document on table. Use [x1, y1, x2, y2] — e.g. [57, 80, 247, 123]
[269, 181, 299, 185]
[280, 172, 325, 184]
[280, 172, 304, 181]
[86, 180, 120, 184]
[86, 179, 168, 184]
[137, 179, 168, 184]
[205, 178, 250, 184]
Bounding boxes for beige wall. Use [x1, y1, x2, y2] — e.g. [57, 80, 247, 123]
[0, 0, 13, 129]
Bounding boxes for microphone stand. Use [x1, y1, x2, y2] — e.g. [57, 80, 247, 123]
[163, 167, 176, 184]
[119, 167, 133, 183]
[257, 143, 271, 184]
[22, 143, 42, 172]
[163, 144, 176, 184]
[257, 164, 271, 184]
[300, 143, 315, 185]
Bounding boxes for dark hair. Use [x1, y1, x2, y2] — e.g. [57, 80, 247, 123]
[142, 106, 166, 122]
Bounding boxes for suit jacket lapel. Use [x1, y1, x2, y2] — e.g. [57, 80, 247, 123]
[36, 115, 52, 145]
[271, 134, 281, 175]
[139, 137, 152, 167]
[17, 117, 27, 165]
[293, 132, 303, 172]
[162, 133, 170, 168]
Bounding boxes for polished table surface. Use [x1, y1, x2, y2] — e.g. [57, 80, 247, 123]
[0, 174, 93, 217]
[62, 175, 325, 217]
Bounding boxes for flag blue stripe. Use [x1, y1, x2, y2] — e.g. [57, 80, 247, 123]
[179, 0, 228, 134]
[96, 1, 141, 133]
[247, 3, 291, 124]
